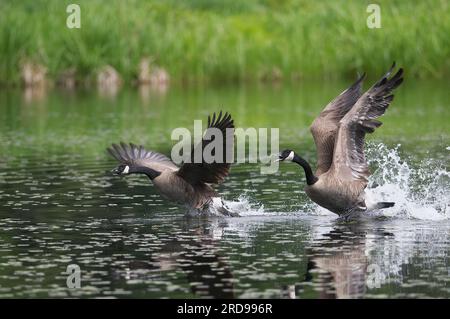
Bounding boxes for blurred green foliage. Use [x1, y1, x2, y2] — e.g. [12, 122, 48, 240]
[0, 0, 449, 84]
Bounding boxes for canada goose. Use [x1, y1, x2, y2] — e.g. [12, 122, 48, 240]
[107, 112, 237, 217]
[277, 63, 404, 218]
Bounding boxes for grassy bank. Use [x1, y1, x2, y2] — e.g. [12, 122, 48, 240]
[1, 0, 449, 85]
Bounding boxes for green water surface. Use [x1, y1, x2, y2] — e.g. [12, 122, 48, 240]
[0, 80, 449, 298]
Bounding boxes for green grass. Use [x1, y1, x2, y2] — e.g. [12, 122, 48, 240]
[1, 0, 449, 85]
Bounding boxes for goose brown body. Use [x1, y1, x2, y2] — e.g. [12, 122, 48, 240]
[305, 174, 366, 214]
[152, 170, 216, 209]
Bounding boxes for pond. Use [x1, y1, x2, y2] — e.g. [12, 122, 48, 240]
[0, 80, 449, 298]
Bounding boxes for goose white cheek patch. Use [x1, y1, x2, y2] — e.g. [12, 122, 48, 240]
[122, 165, 129, 174]
[286, 151, 294, 161]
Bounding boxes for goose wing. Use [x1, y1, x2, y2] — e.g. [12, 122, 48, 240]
[107, 142, 179, 172]
[177, 111, 234, 185]
[309, 74, 365, 175]
[330, 63, 403, 187]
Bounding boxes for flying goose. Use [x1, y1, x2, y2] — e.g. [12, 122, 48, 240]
[107, 112, 237, 216]
[277, 63, 404, 218]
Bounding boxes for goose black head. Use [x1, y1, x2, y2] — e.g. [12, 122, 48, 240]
[112, 163, 131, 175]
[277, 149, 295, 162]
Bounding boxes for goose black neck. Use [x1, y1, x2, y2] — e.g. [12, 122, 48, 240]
[132, 166, 161, 180]
[292, 154, 318, 185]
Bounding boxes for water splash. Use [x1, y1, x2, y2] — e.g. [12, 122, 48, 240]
[365, 143, 450, 220]
[222, 195, 265, 217]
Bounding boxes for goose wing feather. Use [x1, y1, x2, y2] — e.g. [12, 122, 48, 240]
[177, 111, 234, 185]
[331, 63, 404, 186]
[310, 73, 365, 175]
[107, 142, 179, 172]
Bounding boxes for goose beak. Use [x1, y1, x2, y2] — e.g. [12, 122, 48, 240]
[274, 154, 283, 162]
[111, 167, 120, 175]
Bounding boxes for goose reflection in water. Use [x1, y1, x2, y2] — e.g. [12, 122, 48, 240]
[299, 223, 373, 298]
[114, 217, 235, 298]
[281, 221, 400, 299]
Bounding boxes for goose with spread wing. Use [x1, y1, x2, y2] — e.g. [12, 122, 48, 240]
[277, 64, 404, 217]
[107, 112, 237, 216]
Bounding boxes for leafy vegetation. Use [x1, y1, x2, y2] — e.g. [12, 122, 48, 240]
[1, 0, 449, 84]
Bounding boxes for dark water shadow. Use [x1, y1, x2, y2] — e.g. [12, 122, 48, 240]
[115, 217, 235, 298]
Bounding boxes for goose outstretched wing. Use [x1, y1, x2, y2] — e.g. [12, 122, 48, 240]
[310, 74, 365, 175]
[330, 63, 404, 187]
[107, 142, 179, 172]
[177, 111, 234, 185]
